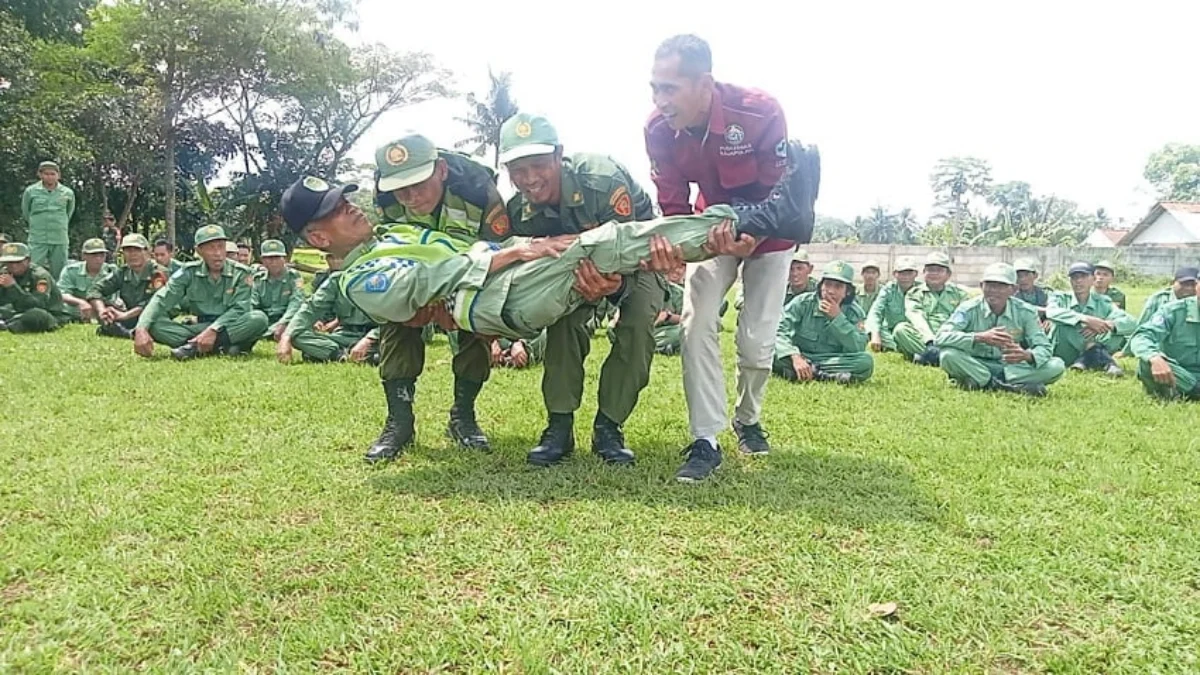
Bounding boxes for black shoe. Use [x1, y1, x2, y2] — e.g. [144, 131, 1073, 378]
[812, 366, 853, 384]
[170, 344, 200, 361]
[731, 140, 820, 243]
[1104, 362, 1125, 377]
[913, 345, 941, 366]
[0, 320, 8, 332]
[1069, 358, 1086, 371]
[734, 421, 771, 456]
[226, 344, 249, 357]
[528, 413, 575, 467]
[675, 439, 722, 482]
[97, 323, 134, 339]
[591, 412, 635, 465]
[365, 379, 416, 464]
[447, 378, 490, 452]
[988, 378, 1047, 398]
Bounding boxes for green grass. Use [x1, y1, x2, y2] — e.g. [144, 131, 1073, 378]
[3, 286, 1199, 673]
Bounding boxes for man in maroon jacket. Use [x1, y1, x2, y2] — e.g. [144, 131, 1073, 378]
[645, 34, 811, 482]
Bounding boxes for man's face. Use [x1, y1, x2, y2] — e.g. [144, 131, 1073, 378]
[103, 216, 116, 230]
[924, 265, 950, 289]
[6, 259, 30, 276]
[862, 268, 880, 287]
[789, 261, 812, 289]
[236, 247, 252, 265]
[982, 281, 1014, 311]
[506, 152, 562, 206]
[197, 240, 226, 269]
[819, 279, 850, 305]
[392, 159, 448, 216]
[1172, 278, 1197, 299]
[262, 256, 287, 277]
[123, 247, 147, 268]
[1070, 272, 1093, 295]
[39, 168, 60, 188]
[83, 252, 106, 270]
[896, 270, 918, 286]
[1094, 268, 1114, 287]
[650, 54, 713, 131]
[302, 199, 373, 255]
[153, 246, 172, 267]
[667, 263, 686, 285]
[1016, 270, 1037, 291]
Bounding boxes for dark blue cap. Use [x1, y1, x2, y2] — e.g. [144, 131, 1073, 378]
[281, 176, 358, 234]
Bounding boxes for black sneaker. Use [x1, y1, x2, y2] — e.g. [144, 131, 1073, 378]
[734, 421, 770, 456]
[675, 440, 722, 483]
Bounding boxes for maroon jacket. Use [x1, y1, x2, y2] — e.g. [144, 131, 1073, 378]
[644, 81, 791, 254]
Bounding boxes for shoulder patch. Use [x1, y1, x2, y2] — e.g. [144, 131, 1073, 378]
[363, 272, 390, 294]
[609, 186, 632, 218]
[486, 204, 510, 237]
[35, 280, 49, 294]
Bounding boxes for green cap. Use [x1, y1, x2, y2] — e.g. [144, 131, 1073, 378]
[982, 262, 1017, 285]
[38, 160, 59, 172]
[81, 238, 108, 254]
[820, 260, 855, 285]
[1094, 260, 1116, 272]
[924, 251, 952, 270]
[498, 113, 560, 164]
[194, 225, 228, 246]
[376, 133, 439, 192]
[791, 248, 810, 263]
[260, 239, 287, 258]
[226, 241, 240, 254]
[894, 257, 919, 273]
[0, 242, 31, 262]
[0, 233, 8, 244]
[120, 233, 150, 250]
[861, 260, 881, 271]
[1013, 257, 1038, 273]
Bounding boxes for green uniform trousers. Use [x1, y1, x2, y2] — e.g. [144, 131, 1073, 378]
[293, 325, 374, 362]
[1136, 358, 1200, 400]
[543, 269, 663, 422]
[1050, 326, 1125, 365]
[655, 323, 681, 355]
[940, 347, 1066, 388]
[378, 323, 490, 382]
[29, 243, 67, 281]
[145, 313, 267, 350]
[1, 307, 61, 333]
[892, 322, 930, 359]
[772, 352, 875, 382]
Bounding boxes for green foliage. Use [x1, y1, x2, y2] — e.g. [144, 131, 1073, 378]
[0, 0, 95, 42]
[454, 69, 519, 169]
[812, 215, 856, 243]
[1144, 143, 1200, 202]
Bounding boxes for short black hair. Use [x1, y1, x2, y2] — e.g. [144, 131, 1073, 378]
[153, 239, 173, 252]
[655, 34, 712, 79]
[237, 242, 251, 250]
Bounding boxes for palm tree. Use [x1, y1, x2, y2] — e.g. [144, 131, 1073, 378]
[454, 69, 519, 169]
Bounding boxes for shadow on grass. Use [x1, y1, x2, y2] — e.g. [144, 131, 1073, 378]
[366, 435, 941, 527]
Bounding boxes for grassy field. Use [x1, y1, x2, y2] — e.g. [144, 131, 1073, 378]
[3, 286, 1200, 672]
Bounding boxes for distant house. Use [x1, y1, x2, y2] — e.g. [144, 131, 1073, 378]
[1118, 202, 1200, 246]
[1083, 228, 1128, 248]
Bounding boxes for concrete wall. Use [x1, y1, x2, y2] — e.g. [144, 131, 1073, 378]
[802, 244, 1200, 285]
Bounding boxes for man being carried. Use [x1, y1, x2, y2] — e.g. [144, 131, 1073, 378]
[0, 242, 70, 333]
[1128, 284, 1200, 401]
[1045, 262, 1135, 376]
[935, 263, 1065, 397]
[773, 261, 873, 385]
[866, 258, 919, 353]
[892, 252, 969, 366]
[58, 238, 116, 322]
[249, 239, 305, 342]
[87, 234, 169, 339]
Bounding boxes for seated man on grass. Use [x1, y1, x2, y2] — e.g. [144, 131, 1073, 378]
[87, 234, 169, 339]
[1128, 287, 1200, 401]
[866, 257, 919, 353]
[892, 252, 970, 366]
[1045, 262, 1136, 377]
[58, 238, 116, 322]
[772, 260, 873, 385]
[935, 263, 1065, 397]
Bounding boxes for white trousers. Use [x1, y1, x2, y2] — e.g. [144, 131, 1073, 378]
[681, 250, 792, 439]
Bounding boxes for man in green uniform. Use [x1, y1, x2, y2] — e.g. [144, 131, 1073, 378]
[492, 331, 547, 368]
[1045, 262, 1136, 376]
[133, 225, 267, 360]
[100, 212, 120, 263]
[1136, 267, 1197, 327]
[1014, 258, 1052, 309]
[311, 252, 342, 292]
[935, 262, 1065, 396]
[87, 234, 169, 338]
[892, 252, 970, 365]
[1092, 260, 1126, 310]
[773, 261, 873, 384]
[734, 248, 815, 312]
[866, 257, 919, 352]
[499, 112, 668, 467]
[858, 261, 882, 315]
[0, 242, 70, 333]
[366, 132, 511, 460]
[235, 242, 254, 267]
[1129, 291, 1200, 401]
[277, 272, 378, 364]
[58, 238, 117, 322]
[153, 239, 183, 275]
[249, 239, 305, 341]
[653, 263, 686, 355]
[21, 161, 75, 279]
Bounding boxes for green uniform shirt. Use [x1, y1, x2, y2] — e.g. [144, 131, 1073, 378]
[507, 153, 655, 236]
[1015, 285, 1052, 307]
[58, 261, 116, 300]
[0, 263, 69, 321]
[21, 182, 75, 245]
[377, 150, 509, 244]
[904, 282, 970, 343]
[137, 260, 255, 331]
[1129, 297, 1200, 370]
[864, 281, 916, 335]
[1096, 286, 1126, 310]
[1135, 287, 1181, 326]
[251, 267, 306, 325]
[165, 259, 183, 275]
[783, 278, 818, 307]
[857, 285, 881, 316]
[934, 296, 1053, 367]
[87, 262, 170, 310]
[287, 271, 374, 336]
[775, 292, 868, 359]
[1046, 290, 1136, 336]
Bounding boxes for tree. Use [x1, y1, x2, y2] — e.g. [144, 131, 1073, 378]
[1144, 143, 1200, 202]
[929, 157, 992, 241]
[811, 215, 856, 243]
[1, 0, 97, 42]
[454, 69, 519, 169]
[852, 206, 919, 245]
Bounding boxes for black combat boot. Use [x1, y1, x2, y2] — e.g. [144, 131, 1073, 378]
[528, 413, 575, 467]
[912, 345, 941, 366]
[731, 140, 820, 243]
[812, 366, 853, 384]
[591, 412, 635, 465]
[170, 343, 200, 360]
[447, 378, 490, 452]
[97, 322, 134, 339]
[365, 379, 416, 463]
[1093, 346, 1124, 377]
[988, 377, 1047, 398]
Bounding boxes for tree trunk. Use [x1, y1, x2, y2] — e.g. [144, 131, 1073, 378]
[164, 110, 177, 246]
[117, 179, 138, 233]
